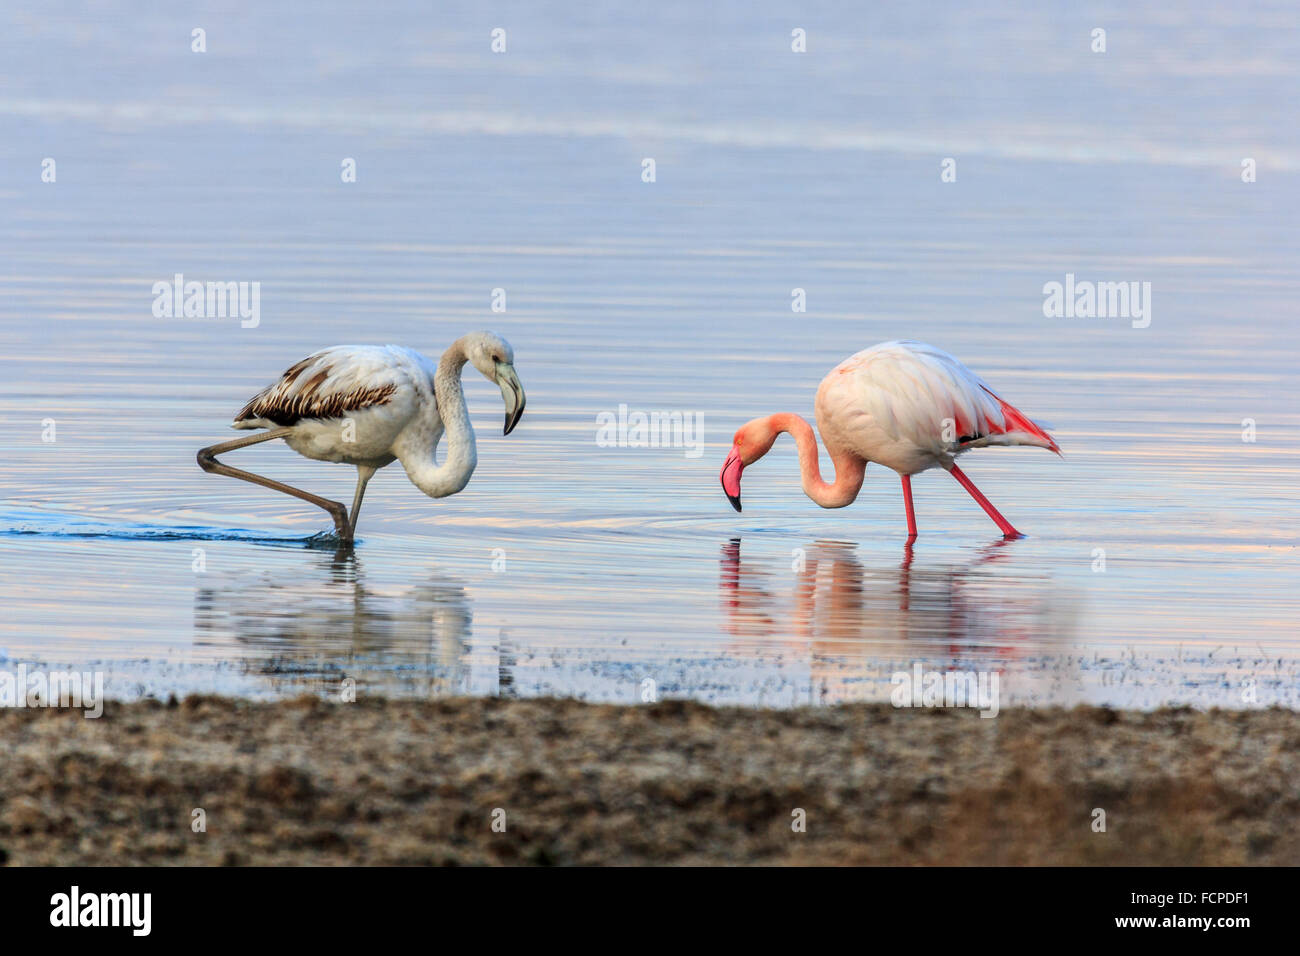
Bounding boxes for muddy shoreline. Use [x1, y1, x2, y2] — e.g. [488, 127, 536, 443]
[1, 696, 1296, 865]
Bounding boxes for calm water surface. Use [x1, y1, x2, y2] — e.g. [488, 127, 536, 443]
[1, 2, 1297, 708]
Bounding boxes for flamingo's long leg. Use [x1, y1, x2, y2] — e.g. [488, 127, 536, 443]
[197, 428, 352, 542]
[945, 462, 1021, 538]
[900, 474, 918, 538]
[348, 465, 377, 537]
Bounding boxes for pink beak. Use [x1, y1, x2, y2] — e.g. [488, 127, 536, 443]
[720, 446, 743, 512]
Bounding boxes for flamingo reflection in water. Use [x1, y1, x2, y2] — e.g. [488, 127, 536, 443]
[719, 538, 1070, 705]
[194, 549, 507, 699]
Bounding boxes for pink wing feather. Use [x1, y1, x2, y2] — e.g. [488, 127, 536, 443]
[826, 341, 1060, 459]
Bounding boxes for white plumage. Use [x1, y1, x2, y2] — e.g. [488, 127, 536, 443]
[816, 340, 1058, 476]
[198, 331, 525, 543]
[235, 345, 429, 463]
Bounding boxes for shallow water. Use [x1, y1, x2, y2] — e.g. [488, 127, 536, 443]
[2, 2, 1297, 709]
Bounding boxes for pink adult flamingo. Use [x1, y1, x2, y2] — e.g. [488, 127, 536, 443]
[719, 340, 1060, 538]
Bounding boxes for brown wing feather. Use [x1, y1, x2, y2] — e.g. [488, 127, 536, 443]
[235, 356, 398, 426]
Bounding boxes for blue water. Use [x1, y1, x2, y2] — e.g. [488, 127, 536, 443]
[1, 1, 1297, 708]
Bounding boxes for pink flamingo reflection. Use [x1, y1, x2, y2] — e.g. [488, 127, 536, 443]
[720, 537, 1059, 704]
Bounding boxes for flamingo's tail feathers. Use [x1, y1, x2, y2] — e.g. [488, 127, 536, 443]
[978, 387, 1061, 455]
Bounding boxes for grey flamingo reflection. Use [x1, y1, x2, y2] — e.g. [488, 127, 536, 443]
[719, 537, 1066, 704]
[194, 548, 482, 698]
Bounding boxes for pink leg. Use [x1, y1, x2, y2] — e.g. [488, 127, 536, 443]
[900, 474, 918, 538]
[946, 463, 1021, 538]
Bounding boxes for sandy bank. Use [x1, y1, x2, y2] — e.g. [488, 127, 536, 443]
[1, 696, 1296, 865]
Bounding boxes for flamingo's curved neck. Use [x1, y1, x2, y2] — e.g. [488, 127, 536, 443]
[401, 338, 478, 499]
[769, 413, 865, 509]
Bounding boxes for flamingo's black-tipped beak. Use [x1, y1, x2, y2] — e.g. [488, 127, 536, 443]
[721, 446, 743, 513]
[497, 364, 525, 436]
[504, 394, 525, 435]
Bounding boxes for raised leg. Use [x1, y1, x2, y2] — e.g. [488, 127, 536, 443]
[945, 462, 1021, 538]
[197, 428, 352, 542]
[900, 474, 918, 538]
[349, 465, 376, 537]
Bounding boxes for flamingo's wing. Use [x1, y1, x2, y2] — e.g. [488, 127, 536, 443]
[232, 345, 416, 428]
[843, 341, 1059, 455]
